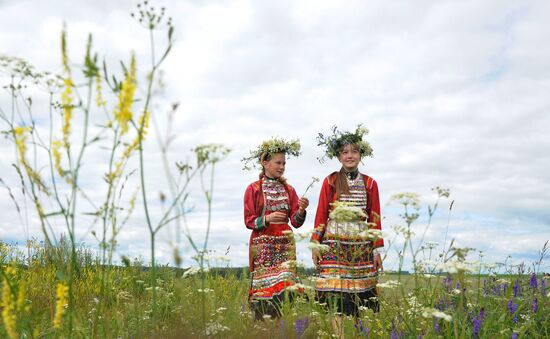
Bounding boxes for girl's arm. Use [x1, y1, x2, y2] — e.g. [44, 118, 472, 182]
[369, 179, 384, 248]
[311, 177, 331, 243]
[244, 184, 266, 231]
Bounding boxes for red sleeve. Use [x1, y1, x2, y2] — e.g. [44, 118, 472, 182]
[288, 185, 305, 228]
[310, 176, 332, 243]
[244, 183, 262, 230]
[369, 179, 384, 248]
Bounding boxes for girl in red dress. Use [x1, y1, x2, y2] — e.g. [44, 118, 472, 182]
[242, 138, 309, 320]
[311, 125, 384, 333]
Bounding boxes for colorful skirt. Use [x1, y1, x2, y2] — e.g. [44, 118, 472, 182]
[315, 220, 378, 293]
[249, 224, 299, 301]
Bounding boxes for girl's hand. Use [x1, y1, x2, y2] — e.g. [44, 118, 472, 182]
[267, 211, 288, 224]
[312, 248, 322, 266]
[373, 253, 383, 272]
[298, 197, 309, 213]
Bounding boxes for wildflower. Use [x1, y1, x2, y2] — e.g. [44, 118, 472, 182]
[390, 323, 404, 339]
[511, 332, 518, 339]
[181, 267, 208, 278]
[377, 280, 401, 289]
[507, 299, 518, 323]
[204, 322, 230, 336]
[95, 73, 106, 107]
[52, 140, 64, 176]
[53, 282, 69, 329]
[294, 317, 309, 338]
[541, 277, 547, 295]
[355, 318, 370, 336]
[329, 201, 367, 222]
[443, 274, 452, 289]
[115, 54, 137, 135]
[308, 242, 330, 252]
[513, 279, 520, 297]
[286, 283, 313, 292]
[471, 308, 485, 338]
[531, 297, 538, 313]
[433, 318, 440, 334]
[60, 29, 73, 147]
[530, 273, 538, 289]
[302, 176, 320, 197]
[437, 261, 475, 274]
[1, 267, 18, 339]
[421, 307, 452, 322]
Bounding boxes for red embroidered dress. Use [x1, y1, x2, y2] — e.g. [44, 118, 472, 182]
[311, 172, 384, 294]
[244, 177, 306, 300]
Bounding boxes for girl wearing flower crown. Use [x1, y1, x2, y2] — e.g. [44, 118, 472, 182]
[242, 138, 309, 320]
[311, 125, 384, 331]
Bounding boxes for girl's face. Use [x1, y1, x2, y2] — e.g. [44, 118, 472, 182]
[262, 153, 286, 179]
[338, 144, 361, 171]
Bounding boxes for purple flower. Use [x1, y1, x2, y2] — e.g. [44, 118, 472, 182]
[532, 297, 539, 313]
[456, 281, 461, 290]
[511, 332, 519, 339]
[503, 282, 508, 296]
[472, 317, 482, 337]
[391, 327, 398, 339]
[294, 317, 309, 338]
[493, 284, 501, 296]
[443, 275, 452, 291]
[471, 308, 486, 338]
[390, 321, 405, 339]
[530, 273, 538, 289]
[541, 277, 547, 295]
[513, 279, 520, 297]
[508, 299, 519, 323]
[355, 319, 370, 337]
[433, 317, 441, 334]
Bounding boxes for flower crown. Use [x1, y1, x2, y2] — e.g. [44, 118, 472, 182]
[242, 137, 301, 170]
[316, 124, 373, 162]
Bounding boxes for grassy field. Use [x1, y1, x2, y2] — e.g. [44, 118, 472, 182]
[1, 240, 548, 338]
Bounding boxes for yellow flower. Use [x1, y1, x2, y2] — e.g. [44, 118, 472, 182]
[1, 267, 18, 339]
[61, 29, 73, 148]
[14, 126, 29, 159]
[53, 282, 69, 329]
[13, 127, 48, 192]
[95, 73, 106, 107]
[52, 140, 63, 176]
[115, 54, 137, 135]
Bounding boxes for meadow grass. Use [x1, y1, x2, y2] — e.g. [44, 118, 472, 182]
[1, 239, 548, 338]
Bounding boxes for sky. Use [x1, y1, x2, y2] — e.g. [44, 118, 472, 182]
[1, 0, 549, 272]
